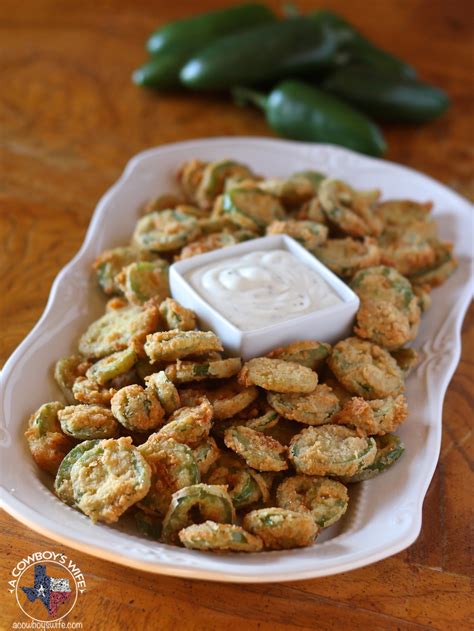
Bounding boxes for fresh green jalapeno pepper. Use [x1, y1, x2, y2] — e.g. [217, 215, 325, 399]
[135, 3, 275, 89]
[311, 10, 417, 78]
[146, 3, 275, 55]
[234, 80, 386, 157]
[322, 66, 449, 122]
[180, 17, 337, 90]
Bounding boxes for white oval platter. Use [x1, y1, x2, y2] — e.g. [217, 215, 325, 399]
[1, 137, 472, 582]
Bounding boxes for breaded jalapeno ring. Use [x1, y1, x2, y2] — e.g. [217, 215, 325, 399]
[331, 395, 408, 436]
[238, 358, 317, 394]
[69, 437, 151, 523]
[79, 303, 160, 359]
[276, 475, 348, 528]
[145, 371, 181, 415]
[243, 508, 318, 550]
[111, 384, 165, 432]
[267, 384, 340, 426]
[207, 465, 269, 508]
[132, 210, 201, 253]
[339, 434, 405, 483]
[266, 340, 331, 371]
[165, 357, 242, 383]
[162, 483, 235, 543]
[289, 425, 376, 477]
[158, 298, 197, 331]
[25, 402, 73, 475]
[86, 347, 138, 386]
[328, 337, 404, 400]
[144, 330, 223, 363]
[58, 404, 119, 440]
[224, 426, 288, 472]
[54, 439, 101, 505]
[155, 398, 213, 446]
[179, 521, 263, 552]
[138, 438, 200, 517]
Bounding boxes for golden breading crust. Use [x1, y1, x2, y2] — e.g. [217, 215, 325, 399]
[328, 337, 405, 400]
[267, 385, 340, 425]
[224, 426, 288, 472]
[243, 508, 318, 550]
[179, 521, 263, 552]
[331, 395, 408, 435]
[238, 358, 318, 394]
[144, 330, 223, 363]
[70, 436, 151, 523]
[79, 303, 160, 359]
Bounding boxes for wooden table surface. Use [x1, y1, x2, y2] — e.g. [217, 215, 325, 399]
[1, 1, 473, 629]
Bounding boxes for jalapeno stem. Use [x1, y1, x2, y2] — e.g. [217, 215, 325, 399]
[232, 86, 268, 112]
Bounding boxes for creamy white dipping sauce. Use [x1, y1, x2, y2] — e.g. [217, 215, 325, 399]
[187, 249, 342, 331]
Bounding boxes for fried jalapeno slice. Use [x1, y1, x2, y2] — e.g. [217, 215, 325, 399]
[312, 237, 381, 278]
[86, 347, 138, 386]
[375, 199, 436, 237]
[25, 402, 73, 475]
[54, 439, 100, 505]
[145, 371, 181, 415]
[165, 357, 242, 384]
[158, 298, 196, 331]
[207, 465, 270, 508]
[328, 337, 404, 400]
[192, 437, 221, 476]
[391, 348, 419, 376]
[69, 437, 151, 523]
[116, 260, 170, 305]
[222, 187, 285, 232]
[243, 508, 318, 550]
[266, 220, 328, 250]
[204, 381, 259, 420]
[408, 240, 457, 288]
[353, 301, 415, 351]
[54, 355, 91, 404]
[276, 475, 349, 528]
[178, 232, 239, 259]
[339, 434, 405, 483]
[79, 303, 160, 359]
[245, 409, 280, 432]
[58, 404, 119, 440]
[177, 158, 206, 202]
[132, 210, 201, 253]
[195, 159, 255, 209]
[162, 483, 235, 544]
[238, 358, 317, 394]
[378, 230, 435, 277]
[111, 384, 165, 432]
[155, 398, 213, 446]
[266, 340, 331, 371]
[267, 384, 340, 426]
[351, 266, 420, 350]
[259, 172, 324, 206]
[224, 426, 288, 472]
[138, 438, 200, 517]
[144, 330, 223, 363]
[93, 246, 138, 295]
[72, 377, 116, 405]
[332, 395, 408, 436]
[179, 521, 263, 552]
[318, 179, 382, 237]
[289, 425, 376, 477]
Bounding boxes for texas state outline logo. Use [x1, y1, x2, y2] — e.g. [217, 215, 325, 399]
[8, 551, 86, 623]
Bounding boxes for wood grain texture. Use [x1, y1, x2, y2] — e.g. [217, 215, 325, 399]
[1, 1, 473, 629]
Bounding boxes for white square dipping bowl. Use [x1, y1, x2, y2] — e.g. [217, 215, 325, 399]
[169, 234, 359, 359]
